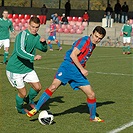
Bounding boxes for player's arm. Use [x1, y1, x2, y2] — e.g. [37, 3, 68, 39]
[35, 37, 48, 52]
[70, 47, 88, 77]
[15, 32, 35, 63]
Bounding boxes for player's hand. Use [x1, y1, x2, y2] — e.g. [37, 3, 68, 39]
[34, 55, 42, 60]
[40, 38, 46, 42]
[81, 68, 88, 77]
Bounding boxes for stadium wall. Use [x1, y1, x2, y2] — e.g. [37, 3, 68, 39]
[0, 6, 133, 22]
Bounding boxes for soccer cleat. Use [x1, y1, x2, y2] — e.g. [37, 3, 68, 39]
[27, 108, 37, 117]
[90, 117, 104, 122]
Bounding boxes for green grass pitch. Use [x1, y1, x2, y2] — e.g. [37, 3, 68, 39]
[0, 43, 132, 133]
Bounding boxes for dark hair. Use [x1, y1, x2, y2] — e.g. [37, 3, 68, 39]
[93, 26, 106, 38]
[29, 16, 40, 24]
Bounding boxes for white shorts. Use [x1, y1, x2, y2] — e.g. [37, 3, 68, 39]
[6, 70, 39, 89]
[0, 39, 10, 50]
[123, 37, 131, 43]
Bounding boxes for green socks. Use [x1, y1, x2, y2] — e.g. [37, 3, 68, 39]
[28, 88, 38, 104]
[3, 51, 8, 63]
[16, 95, 25, 113]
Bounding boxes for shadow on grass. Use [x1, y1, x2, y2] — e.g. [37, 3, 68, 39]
[27, 97, 114, 122]
[53, 101, 115, 116]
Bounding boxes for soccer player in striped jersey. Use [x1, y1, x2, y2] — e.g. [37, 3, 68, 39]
[6, 16, 47, 114]
[0, 10, 15, 64]
[27, 26, 106, 122]
[47, 19, 62, 51]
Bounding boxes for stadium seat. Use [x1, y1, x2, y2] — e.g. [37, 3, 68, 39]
[63, 28, 69, 34]
[61, 24, 67, 29]
[82, 21, 88, 27]
[72, 16, 78, 21]
[21, 19, 26, 24]
[58, 16, 61, 21]
[73, 25, 79, 30]
[56, 24, 60, 29]
[21, 26, 26, 30]
[67, 16, 72, 22]
[79, 25, 85, 30]
[15, 18, 20, 24]
[57, 28, 63, 33]
[24, 14, 30, 20]
[70, 28, 75, 34]
[24, 23, 28, 28]
[76, 29, 82, 34]
[14, 26, 20, 31]
[67, 24, 72, 30]
[69, 21, 75, 26]
[19, 14, 24, 19]
[13, 14, 19, 19]
[78, 17, 83, 22]
[76, 21, 82, 26]
[8, 14, 13, 19]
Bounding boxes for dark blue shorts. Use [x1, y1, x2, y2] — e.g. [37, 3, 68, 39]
[55, 61, 90, 90]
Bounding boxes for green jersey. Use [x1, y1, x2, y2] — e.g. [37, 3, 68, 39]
[0, 18, 14, 40]
[121, 24, 132, 37]
[6, 29, 47, 74]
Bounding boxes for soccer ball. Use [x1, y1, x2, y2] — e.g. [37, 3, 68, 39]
[38, 110, 54, 125]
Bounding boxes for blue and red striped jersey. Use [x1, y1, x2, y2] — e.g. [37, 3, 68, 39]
[64, 36, 96, 67]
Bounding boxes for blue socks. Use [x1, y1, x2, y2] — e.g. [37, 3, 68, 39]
[35, 89, 53, 110]
[87, 98, 96, 119]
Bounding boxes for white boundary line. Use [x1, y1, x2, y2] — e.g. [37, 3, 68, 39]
[108, 121, 133, 133]
[35, 66, 133, 77]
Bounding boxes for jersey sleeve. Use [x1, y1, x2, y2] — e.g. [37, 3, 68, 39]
[74, 37, 87, 51]
[35, 40, 48, 52]
[9, 20, 14, 32]
[15, 32, 34, 63]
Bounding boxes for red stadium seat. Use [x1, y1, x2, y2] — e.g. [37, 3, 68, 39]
[79, 25, 85, 30]
[82, 22, 88, 27]
[21, 26, 26, 30]
[8, 14, 13, 19]
[13, 14, 19, 19]
[19, 14, 24, 19]
[56, 24, 60, 29]
[61, 24, 67, 29]
[67, 16, 72, 22]
[69, 21, 75, 26]
[73, 25, 79, 30]
[24, 23, 28, 28]
[76, 29, 82, 34]
[76, 21, 82, 26]
[21, 19, 26, 24]
[67, 24, 72, 30]
[72, 17, 78, 21]
[24, 14, 30, 20]
[70, 28, 75, 34]
[63, 28, 69, 33]
[78, 17, 83, 22]
[14, 26, 20, 31]
[58, 16, 62, 21]
[15, 18, 20, 24]
[57, 28, 63, 33]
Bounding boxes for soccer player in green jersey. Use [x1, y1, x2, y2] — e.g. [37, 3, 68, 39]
[0, 10, 15, 64]
[6, 16, 48, 114]
[121, 19, 132, 54]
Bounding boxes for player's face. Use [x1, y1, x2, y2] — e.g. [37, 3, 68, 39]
[28, 21, 40, 35]
[91, 31, 104, 44]
[2, 11, 8, 19]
